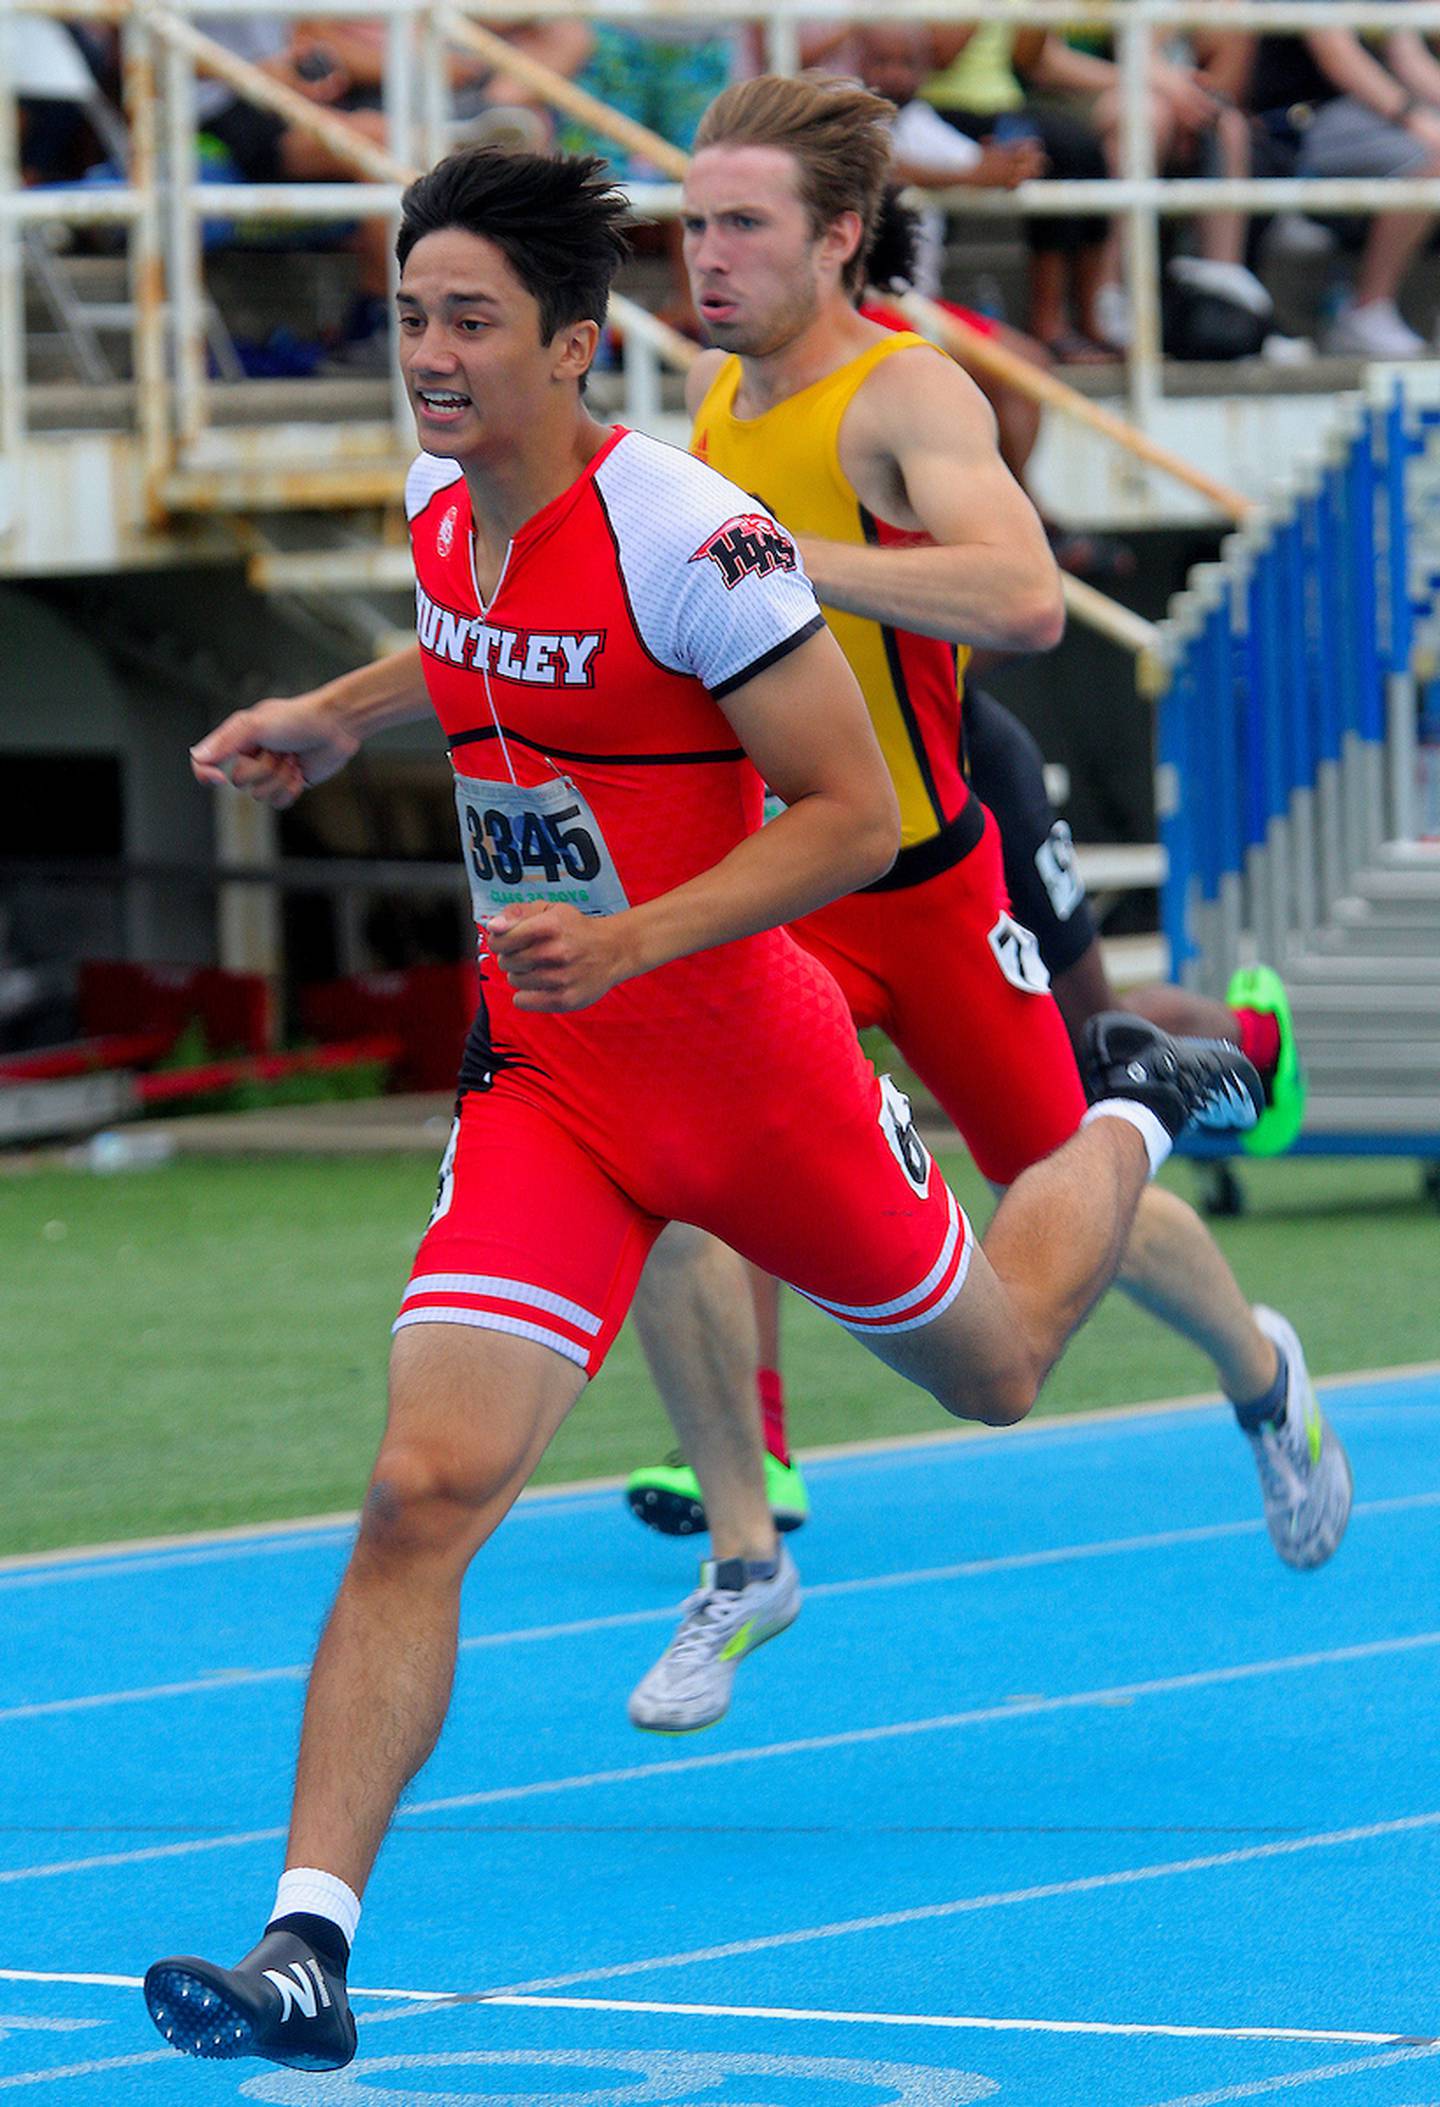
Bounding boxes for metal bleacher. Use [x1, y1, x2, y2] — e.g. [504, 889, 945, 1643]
[3, 2, 1439, 1169]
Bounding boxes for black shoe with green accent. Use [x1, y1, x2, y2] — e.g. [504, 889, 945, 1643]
[625, 1450, 809, 1537]
[1227, 963, 1306, 1156]
[1081, 1013, 1264, 1139]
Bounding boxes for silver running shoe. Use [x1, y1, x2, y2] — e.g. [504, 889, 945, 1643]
[1247, 1306, 1353, 1569]
[628, 1548, 801, 1734]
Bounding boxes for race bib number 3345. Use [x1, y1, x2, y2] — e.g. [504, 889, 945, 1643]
[453, 769, 630, 925]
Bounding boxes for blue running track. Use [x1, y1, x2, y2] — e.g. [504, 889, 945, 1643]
[2, 1370, 1439, 2105]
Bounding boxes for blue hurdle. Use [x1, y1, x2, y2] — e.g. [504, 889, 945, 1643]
[1153, 372, 1440, 1166]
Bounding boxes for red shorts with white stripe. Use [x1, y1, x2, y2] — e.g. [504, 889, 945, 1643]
[789, 807, 1087, 1187]
[395, 1049, 972, 1380]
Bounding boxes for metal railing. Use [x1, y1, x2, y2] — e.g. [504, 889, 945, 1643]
[11, 0, 1440, 524]
[11, 0, 1440, 1106]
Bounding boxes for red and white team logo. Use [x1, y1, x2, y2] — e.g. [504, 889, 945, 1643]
[437, 505, 458, 557]
[690, 513, 797, 591]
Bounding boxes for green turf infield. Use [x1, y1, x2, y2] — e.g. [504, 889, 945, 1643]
[1, 1149, 1434, 1556]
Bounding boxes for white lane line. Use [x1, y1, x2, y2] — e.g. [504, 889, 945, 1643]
[475, 1811, 1440, 1998]
[0, 1490, 624, 1591]
[0, 1970, 450, 2002]
[805, 1492, 1440, 1607]
[406, 1630, 1440, 1816]
[1140, 2040, 1440, 2103]
[0, 1828, 285, 1888]
[0, 2052, 175, 2090]
[0, 1971, 141, 1990]
[0, 1667, 308, 1725]
[0, 1533, 356, 1594]
[8, 1491, 1440, 1731]
[4, 1635, 1438, 1887]
[0, 1972, 1429, 2049]
[472, 1995, 1436, 2048]
[7, 1358, 1436, 1587]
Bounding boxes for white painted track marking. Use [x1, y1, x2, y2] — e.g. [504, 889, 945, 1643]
[0, 1668, 307, 1725]
[472, 1810, 1440, 1999]
[0, 1971, 1429, 2049]
[0, 1974, 139, 1991]
[0, 1828, 288, 1888]
[3, 1637, 1439, 1888]
[438, 1994, 1439, 2049]
[4, 1361, 1435, 1585]
[0, 2051, 175, 2090]
[407, 1631, 1440, 1816]
[1139, 2040, 1440, 2103]
[6, 1491, 1440, 1730]
[7, 1810, 1433, 2009]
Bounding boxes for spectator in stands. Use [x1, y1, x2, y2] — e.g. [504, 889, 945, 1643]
[825, 24, 1043, 299]
[563, 19, 749, 331]
[292, 16, 593, 150]
[567, 17, 746, 172]
[1250, 20, 1440, 357]
[1045, 13, 1268, 346]
[194, 14, 395, 360]
[11, 16, 123, 185]
[916, 20, 1122, 360]
[194, 15, 593, 361]
[832, 36, 1132, 575]
[841, 30, 1046, 476]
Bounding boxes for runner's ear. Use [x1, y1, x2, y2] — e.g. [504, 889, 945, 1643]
[553, 318, 602, 385]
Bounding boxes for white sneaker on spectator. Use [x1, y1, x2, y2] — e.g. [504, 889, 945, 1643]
[1323, 298, 1425, 359]
[1261, 332, 1316, 367]
[450, 104, 548, 153]
[1094, 281, 1132, 348]
[1168, 256, 1273, 322]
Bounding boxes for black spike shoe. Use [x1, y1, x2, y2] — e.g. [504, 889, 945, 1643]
[1081, 1012, 1265, 1141]
[144, 1928, 356, 2071]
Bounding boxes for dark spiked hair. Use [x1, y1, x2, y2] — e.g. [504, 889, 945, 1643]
[397, 147, 632, 342]
[863, 187, 922, 296]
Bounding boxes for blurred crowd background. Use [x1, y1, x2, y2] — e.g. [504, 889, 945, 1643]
[20, 7, 1440, 369]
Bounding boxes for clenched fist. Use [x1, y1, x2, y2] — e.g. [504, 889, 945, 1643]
[486, 901, 634, 1012]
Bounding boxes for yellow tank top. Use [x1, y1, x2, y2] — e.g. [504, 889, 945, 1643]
[693, 332, 975, 867]
[924, 25, 1024, 116]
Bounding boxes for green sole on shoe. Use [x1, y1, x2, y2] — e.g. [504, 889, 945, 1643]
[1227, 962, 1306, 1157]
[625, 1452, 810, 1538]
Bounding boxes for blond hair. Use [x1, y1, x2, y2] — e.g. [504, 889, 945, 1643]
[693, 74, 895, 294]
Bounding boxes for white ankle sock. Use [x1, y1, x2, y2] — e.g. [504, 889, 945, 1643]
[271, 1867, 362, 1952]
[1081, 1099, 1172, 1177]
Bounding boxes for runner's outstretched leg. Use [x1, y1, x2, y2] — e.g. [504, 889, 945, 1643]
[146, 1325, 583, 2071]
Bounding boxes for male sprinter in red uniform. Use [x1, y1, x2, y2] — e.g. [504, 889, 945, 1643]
[618, 77, 1351, 1734]
[143, 147, 1261, 2076]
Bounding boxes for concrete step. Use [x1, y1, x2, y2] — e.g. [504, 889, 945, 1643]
[1317, 912, 1440, 956]
[1287, 953, 1440, 987]
[24, 339, 118, 387]
[1302, 1043, 1440, 1080]
[42, 253, 131, 295]
[1349, 866, 1440, 909]
[1303, 1093, 1440, 1133]
[1290, 981, 1440, 1024]
[1375, 840, 1440, 871]
[25, 374, 399, 437]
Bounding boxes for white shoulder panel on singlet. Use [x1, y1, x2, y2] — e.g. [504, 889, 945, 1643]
[405, 452, 465, 524]
[593, 430, 823, 700]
